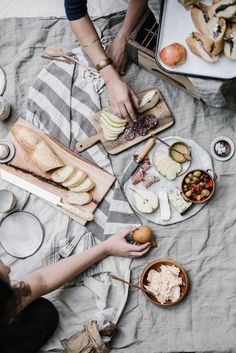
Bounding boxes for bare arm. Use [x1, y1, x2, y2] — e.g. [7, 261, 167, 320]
[107, 0, 148, 74]
[19, 227, 151, 309]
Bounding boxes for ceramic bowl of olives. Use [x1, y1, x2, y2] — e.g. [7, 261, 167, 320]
[181, 169, 217, 203]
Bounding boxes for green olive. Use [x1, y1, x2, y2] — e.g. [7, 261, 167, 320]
[185, 190, 192, 198]
[185, 177, 191, 184]
[193, 171, 201, 177]
[199, 182, 205, 186]
[192, 176, 199, 181]
[201, 189, 210, 197]
[188, 173, 193, 179]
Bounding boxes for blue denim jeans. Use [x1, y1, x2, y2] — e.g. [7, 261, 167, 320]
[0, 297, 59, 353]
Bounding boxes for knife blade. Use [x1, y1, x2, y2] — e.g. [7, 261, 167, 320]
[0, 169, 94, 222]
[120, 137, 156, 187]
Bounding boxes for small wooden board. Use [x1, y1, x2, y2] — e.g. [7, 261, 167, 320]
[0, 118, 116, 225]
[76, 87, 174, 155]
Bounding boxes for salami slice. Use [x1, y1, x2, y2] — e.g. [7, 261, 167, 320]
[137, 126, 150, 136]
[144, 114, 158, 129]
[124, 127, 136, 141]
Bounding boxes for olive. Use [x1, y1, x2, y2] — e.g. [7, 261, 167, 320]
[201, 189, 210, 197]
[188, 173, 193, 179]
[183, 185, 188, 190]
[185, 190, 192, 198]
[185, 177, 191, 184]
[192, 176, 199, 181]
[193, 171, 201, 177]
[199, 182, 205, 186]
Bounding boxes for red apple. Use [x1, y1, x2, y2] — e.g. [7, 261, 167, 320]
[160, 43, 187, 68]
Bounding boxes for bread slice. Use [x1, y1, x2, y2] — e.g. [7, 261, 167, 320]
[62, 169, 87, 188]
[209, 0, 236, 19]
[66, 191, 92, 206]
[224, 23, 236, 59]
[69, 177, 95, 192]
[186, 32, 218, 62]
[206, 17, 226, 55]
[51, 165, 74, 183]
[31, 140, 64, 172]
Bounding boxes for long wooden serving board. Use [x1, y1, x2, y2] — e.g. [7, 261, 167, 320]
[0, 118, 116, 225]
[76, 87, 174, 155]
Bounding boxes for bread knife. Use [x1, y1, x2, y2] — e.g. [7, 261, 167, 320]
[120, 137, 156, 187]
[0, 169, 94, 221]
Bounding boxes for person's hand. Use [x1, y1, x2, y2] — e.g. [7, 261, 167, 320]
[103, 226, 151, 258]
[106, 75, 139, 124]
[106, 35, 128, 76]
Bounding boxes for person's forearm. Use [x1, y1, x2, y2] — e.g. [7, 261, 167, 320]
[21, 242, 110, 306]
[117, 0, 148, 41]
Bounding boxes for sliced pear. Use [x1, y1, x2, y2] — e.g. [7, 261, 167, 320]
[137, 89, 160, 114]
[132, 188, 158, 213]
[101, 111, 127, 124]
[101, 115, 125, 133]
[101, 112, 126, 127]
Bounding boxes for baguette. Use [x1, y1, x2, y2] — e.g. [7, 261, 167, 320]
[186, 32, 218, 62]
[66, 191, 92, 206]
[209, 0, 236, 19]
[31, 141, 64, 172]
[224, 23, 236, 59]
[12, 126, 64, 172]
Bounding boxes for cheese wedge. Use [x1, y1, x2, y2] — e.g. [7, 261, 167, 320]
[168, 187, 192, 215]
[158, 191, 171, 221]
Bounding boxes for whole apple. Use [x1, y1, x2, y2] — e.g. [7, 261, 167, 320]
[160, 43, 187, 68]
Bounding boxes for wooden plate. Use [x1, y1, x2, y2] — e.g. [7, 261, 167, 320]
[140, 258, 189, 306]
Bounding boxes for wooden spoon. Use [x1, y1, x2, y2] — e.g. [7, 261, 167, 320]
[44, 47, 98, 73]
[109, 273, 153, 296]
[154, 136, 192, 161]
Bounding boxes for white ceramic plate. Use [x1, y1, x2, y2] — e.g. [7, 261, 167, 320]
[124, 136, 213, 225]
[156, 0, 236, 80]
[210, 136, 235, 161]
[0, 211, 44, 258]
[0, 67, 6, 96]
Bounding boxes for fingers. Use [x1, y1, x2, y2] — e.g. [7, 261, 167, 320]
[119, 226, 139, 237]
[130, 90, 140, 110]
[124, 101, 137, 123]
[120, 105, 133, 124]
[129, 244, 152, 258]
[126, 242, 151, 253]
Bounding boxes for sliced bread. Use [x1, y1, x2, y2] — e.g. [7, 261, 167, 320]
[51, 165, 74, 183]
[66, 191, 92, 206]
[62, 169, 87, 188]
[69, 177, 95, 192]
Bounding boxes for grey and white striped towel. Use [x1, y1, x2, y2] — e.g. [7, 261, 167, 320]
[25, 39, 140, 260]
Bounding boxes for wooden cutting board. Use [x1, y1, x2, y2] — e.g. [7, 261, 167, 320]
[76, 87, 174, 155]
[0, 118, 116, 225]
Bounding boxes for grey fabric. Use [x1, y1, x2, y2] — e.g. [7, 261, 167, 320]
[0, 12, 236, 353]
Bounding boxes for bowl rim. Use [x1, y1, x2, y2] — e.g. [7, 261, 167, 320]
[180, 168, 216, 204]
[140, 258, 189, 307]
[169, 141, 191, 162]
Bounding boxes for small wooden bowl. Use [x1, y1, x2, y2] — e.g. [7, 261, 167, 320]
[181, 169, 217, 204]
[140, 259, 189, 306]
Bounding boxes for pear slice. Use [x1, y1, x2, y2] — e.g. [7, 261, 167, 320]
[101, 112, 126, 127]
[132, 188, 158, 213]
[137, 89, 160, 114]
[101, 115, 125, 133]
[101, 111, 127, 125]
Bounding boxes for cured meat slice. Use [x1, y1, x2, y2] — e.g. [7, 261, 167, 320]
[142, 173, 160, 188]
[131, 169, 146, 185]
[143, 114, 158, 129]
[124, 127, 136, 141]
[137, 126, 150, 136]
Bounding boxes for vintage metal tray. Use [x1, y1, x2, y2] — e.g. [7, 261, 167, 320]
[155, 0, 236, 80]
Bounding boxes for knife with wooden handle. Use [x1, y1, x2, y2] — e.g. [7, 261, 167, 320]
[0, 169, 94, 222]
[120, 137, 156, 186]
